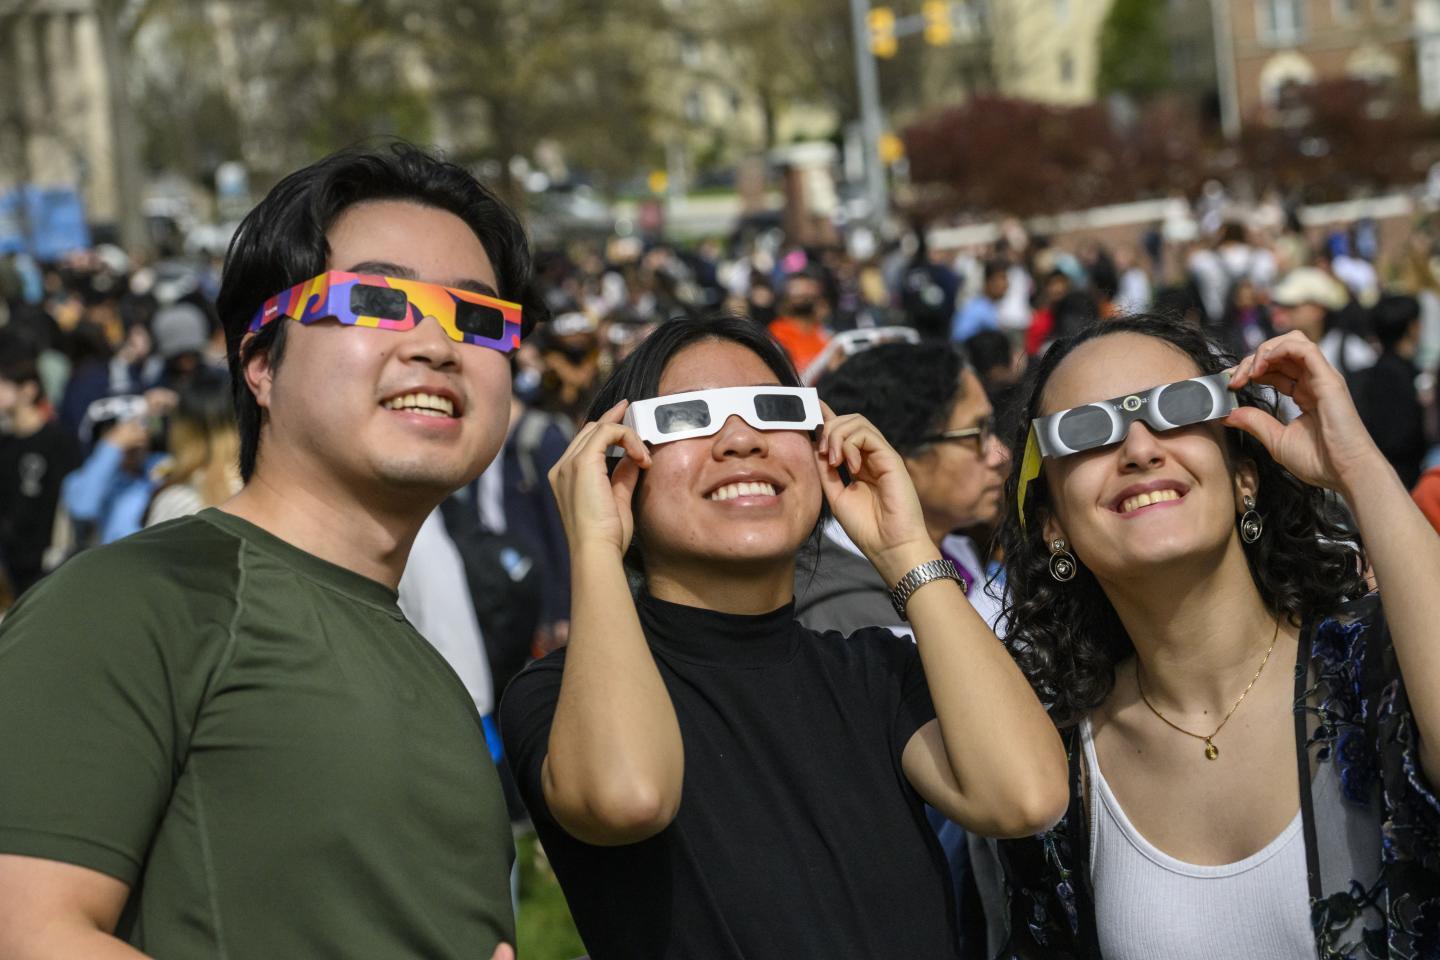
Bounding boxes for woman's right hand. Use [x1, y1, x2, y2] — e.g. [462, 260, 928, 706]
[548, 400, 652, 555]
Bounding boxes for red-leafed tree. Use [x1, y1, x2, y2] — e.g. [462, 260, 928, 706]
[903, 95, 1211, 217]
[903, 79, 1440, 218]
[1238, 77, 1440, 203]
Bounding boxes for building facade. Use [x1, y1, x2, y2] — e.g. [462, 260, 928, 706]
[1228, 0, 1420, 120]
[0, 0, 122, 226]
[990, 0, 1116, 105]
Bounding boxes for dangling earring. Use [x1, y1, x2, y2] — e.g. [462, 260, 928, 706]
[1240, 495, 1264, 544]
[1049, 537, 1077, 582]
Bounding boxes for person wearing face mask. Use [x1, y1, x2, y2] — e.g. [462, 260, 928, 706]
[995, 317, 1440, 958]
[0, 144, 539, 960]
[500, 315, 1067, 960]
[767, 269, 833, 373]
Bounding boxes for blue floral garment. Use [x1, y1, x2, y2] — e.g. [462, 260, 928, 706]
[996, 595, 1440, 960]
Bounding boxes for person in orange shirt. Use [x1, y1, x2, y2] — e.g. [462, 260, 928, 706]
[767, 270, 832, 372]
[1415, 464, 1440, 534]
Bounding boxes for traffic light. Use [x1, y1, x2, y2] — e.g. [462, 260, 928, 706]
[868, 6, 898, 59]
[923, 0, 953, 45]
[879, 133, 905, 165]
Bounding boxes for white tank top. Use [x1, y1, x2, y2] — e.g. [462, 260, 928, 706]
[1081, 718, 1317, 960]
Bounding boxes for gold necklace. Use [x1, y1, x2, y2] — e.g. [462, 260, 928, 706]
[1134, 618, 1282, 760]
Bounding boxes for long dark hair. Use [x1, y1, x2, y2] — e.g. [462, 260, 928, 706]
[587, 314, 820, 576]
[216, 140, 545, 481]
[998, 315, 1368, 727]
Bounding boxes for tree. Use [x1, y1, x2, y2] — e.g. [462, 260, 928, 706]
[902, 94, 1207, 218]
[1238, 78, 1440, 203]
[409, 0, 671, 191]
[1096, 0, 1171, 102]
[132, 0, 431, 189]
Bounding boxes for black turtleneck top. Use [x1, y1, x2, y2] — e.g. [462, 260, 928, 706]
[500, 592, 959, 959]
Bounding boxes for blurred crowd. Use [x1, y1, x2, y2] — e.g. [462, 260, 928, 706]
[5, 194, 1440, 652]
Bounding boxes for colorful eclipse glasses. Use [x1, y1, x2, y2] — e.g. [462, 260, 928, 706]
[624, 386, 823, 446]
[249, 271, 523, 353]
[1017, 372, 1237, 528]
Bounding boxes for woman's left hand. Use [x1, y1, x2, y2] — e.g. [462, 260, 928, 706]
[1227, 330, 1386, 497]
[816, 403, 938, 584]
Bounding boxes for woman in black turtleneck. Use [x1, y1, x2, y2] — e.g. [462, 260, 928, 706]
[499, 315, 1065, 959]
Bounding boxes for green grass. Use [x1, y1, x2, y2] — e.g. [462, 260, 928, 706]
[515, 831, 587, 960]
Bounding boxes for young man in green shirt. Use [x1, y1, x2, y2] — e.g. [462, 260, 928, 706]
[0, 144, 542, 959]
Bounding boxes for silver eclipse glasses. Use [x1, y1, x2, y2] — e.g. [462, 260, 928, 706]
[1032, 372, 1238, 459]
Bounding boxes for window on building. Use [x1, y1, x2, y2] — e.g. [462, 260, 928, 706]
[1421, 37, 1440, 111]
[1053, 0, 1070, 23]
[1060, 50, 1074, 86]
[1375, 0, 1400, 18]
[680, 37, 702, 69]
[1333, 0, 1360, 21]
[684, 90, 704, 124]
[1259, 0, 1306, 44]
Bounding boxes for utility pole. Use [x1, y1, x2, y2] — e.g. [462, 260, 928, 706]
[1209, 0, 1242, 141]
[848, 0, 889, 230]
[96, 0, 148, 254]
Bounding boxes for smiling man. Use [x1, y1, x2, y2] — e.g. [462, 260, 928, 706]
[0, 144, 542, 960]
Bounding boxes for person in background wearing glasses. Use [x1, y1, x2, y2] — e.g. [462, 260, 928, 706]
[797, 341, 1010, 958]
[799, 342, 1006, 636]
[0, 144, 541, 960]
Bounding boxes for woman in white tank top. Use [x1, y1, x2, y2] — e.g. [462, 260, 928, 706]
[990, 317, 1440, 959]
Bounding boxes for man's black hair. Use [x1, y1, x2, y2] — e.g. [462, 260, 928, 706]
[1088, 253, 1119, 302]
[983, 260, 1009, 283]
[216, 141, 545, 481]
[0, 330, 42, 400]
[1050, 290, 1100, 341]
[964, 329, 1012, 377]
[781, 268, 826, 295]
[1371, 294, 1421, 352]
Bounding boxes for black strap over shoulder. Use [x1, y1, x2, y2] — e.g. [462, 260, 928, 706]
[1065, 724, 1103, 958]
[1293, 615, 1324, 903]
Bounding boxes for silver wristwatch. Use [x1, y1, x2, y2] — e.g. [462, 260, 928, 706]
[888, 558, 965, 621]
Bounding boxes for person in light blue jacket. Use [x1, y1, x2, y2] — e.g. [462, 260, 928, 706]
[62, 412, 166, 545]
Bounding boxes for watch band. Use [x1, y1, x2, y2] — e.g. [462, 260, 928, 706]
[889, 558, 966, 621]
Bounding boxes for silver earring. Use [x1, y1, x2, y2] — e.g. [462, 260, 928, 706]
[1049, 537, 1077, 582]
[1240, 495, 1264, 544]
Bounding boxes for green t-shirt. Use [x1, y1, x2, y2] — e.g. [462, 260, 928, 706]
[0, 509, 515, 958]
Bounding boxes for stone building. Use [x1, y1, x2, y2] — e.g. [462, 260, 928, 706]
[0, 0, 126, 229]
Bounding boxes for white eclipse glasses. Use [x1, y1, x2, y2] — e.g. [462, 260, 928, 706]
[623, 385, 823, 446]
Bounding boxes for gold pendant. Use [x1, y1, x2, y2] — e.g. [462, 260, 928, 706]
[1204, 740, 1219, 760]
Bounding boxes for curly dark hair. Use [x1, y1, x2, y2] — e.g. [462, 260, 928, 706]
[999, 314, 1368, 727]
[815, 343, 967, 454]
